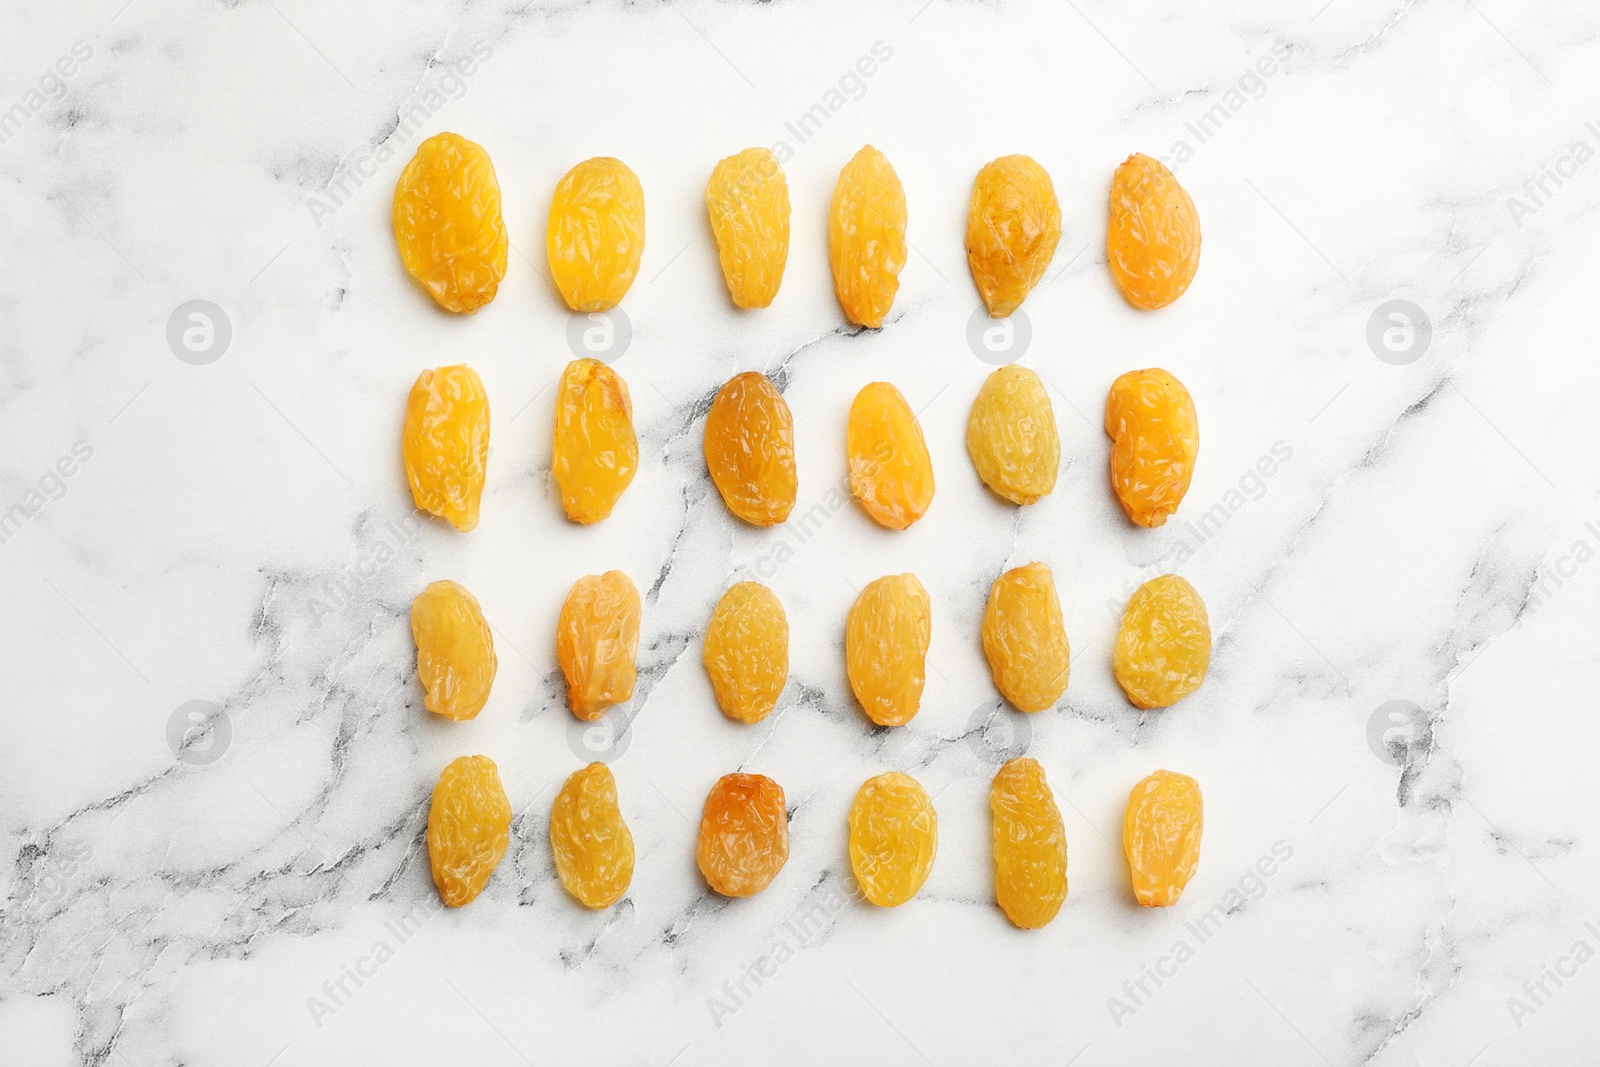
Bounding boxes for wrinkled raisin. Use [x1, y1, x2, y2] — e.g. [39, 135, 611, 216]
[703, 582, 788, 724]
[705, 372, 796, 526]
[846, 574, 930, 727]
[552, 359, 638, 524]
[550, 762, 635, 909]
[966, 365, 1059, 506]
[706, 148, 790, 309]
[1124, 769, 1203, 907]
[411, 580, 496, 721]
[1105, 368, 1198, 528]
[402, 364, 489, 532]
[849, 771, 937, 907]
[967, 155, 1061, 318]
[392, 132, 507, 314]
[982, 562, 1070, 713]
[829, 146, 906, 328]
[427, 755, 511, 907]
[697, 773, 789, 897]
[547, 157, 645, 312]
[1114, 575, 1210, 709]
[991, 757, 1067, 929]
[556, 571, 640, 721]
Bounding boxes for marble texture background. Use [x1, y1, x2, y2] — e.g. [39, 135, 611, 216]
[3, 0, 1599, 1063]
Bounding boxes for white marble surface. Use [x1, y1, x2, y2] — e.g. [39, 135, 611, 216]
[3, 0, 1600, 1063]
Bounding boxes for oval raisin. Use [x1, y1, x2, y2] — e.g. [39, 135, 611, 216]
[704, 372, 797, 526]
[703, 582, 788, 724]
[1124, 769, 1203, 907]
[427, 755, 512, 907]
[547, 157, 645, 312]
[1104, 368, 1198, 528]
[846, 573, 931, 727]
[848, 382, 934, 530]
[411, 580, 497, 721]
[829, 145, 906, 328]
[550, 762, 635, 909]
[392, 132, 508, 313]
[552, 358, 638, 524]
[1114, 574, 1211, 709]
[849, 771, 937, 907]
[402, 364, 489, 532]
[991, 757, 1068, 929]
[697, 773, 789, 897]
[966, 365, 1060, 506]
[706, 148, 790, 309]
[556, 571, 640, 721]
[1107, 153, 1201, 310]
[982, 562, 1070, 713]
[967, 154, 1061, 318]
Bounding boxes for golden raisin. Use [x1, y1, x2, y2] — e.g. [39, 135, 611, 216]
[966, 365, 1059, 506]
[704, 372, 796, 526]
[556, 571, 640, 721]
[967, 155, 1062, 318]
[846, 573, 930, 727]
[703, 582, 788, 724]
[849, 771, 937, 907]
[829, 146, 906, 328]
[706, 148, 790, 309]
[697, 773, 789, 897]
[848, 382, 934, 530]
[392, 132, 508, 314]
[547, 157, 645, 312]
[402, 364, 489, 532]
[1114, 575, 1210, 709]
[550, 762, 635, 909]
[411, 580, 497, 721]
[982, 563, 1070, 713]
[427, 755, 511, 908]
[991, 757, 1067, 929]
[1107, 153, 1200, 310]
[1105, 368, 1198, 528]
[1124, 769, 1203, 907]
[552, 359, 638, 524]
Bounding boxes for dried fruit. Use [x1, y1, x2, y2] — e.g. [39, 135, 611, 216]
[991, 757, 1067, 929]
[706, 148, 790, 309]
[392, 132, 508, 314]
[427, 755, 511, 907]
[967, 155, 1062, 318]
[849, 772, 937, 907]
[1124, 769, 1203, 907]
[547, 157, 645, 312]
[704, 373, 796, 526]
[550, 762, 635, 909]
[402, 364, 489, 532]
[982, 563, 1070, 713]
[1114, 575, 1211, 709]
[411, 580, 497, 721]
[703, 582, 788, 724]
[845, 573, 930, 727]
[697, 773, 789, 897]
[552, 359, 638, 524]
[556, 571, 640, 721]
[848, 382, 934, 530]
[1105, 368, 1198, 528]
[829, 145, 907, 328]
[966, 365, 1059, 506]
[1107, 153, 1200, 310]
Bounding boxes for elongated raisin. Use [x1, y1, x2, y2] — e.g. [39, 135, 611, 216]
[846, 574, 930, 727]
[1104, 368, 1198, 528]
[550, 762, 635, 909]
[706, 148, 790, 309]
[849, 771, 937, 907]
[966, 365, 1059, 506]
[967, 155, 1061, 317]
[991, 757, 1067, 929]
[556, 571, 640, 721]
[547, 157, 645, 312]
[402, 364, 489, 532]
[1107, 153, 1201, 310]
[703, 582, 788, 724]
[411, 580, 496, 721]
[392, 132, 507, 313]
[704, 372, 796, 526]
[829, 146, 906, 328]
[1124, 770, 1203, 907]
[552, 359, 638, 524]
[427, 755, 511, 907]
[848, 382, 934, 530]
[982, 563, 1070, 713]
[697, 773, 789, 897]
[1114, 575, 1210, 709]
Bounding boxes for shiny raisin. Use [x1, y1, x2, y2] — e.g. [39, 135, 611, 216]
[1124, 769, 1203, 907]
[427, 755, 511, 907]
[991, 757, 1067, 929]
[703, 582, 788, 724]
[829, 145, 906, 328]
[849, 771, 937, 907]
[966, 364, 1059, 506]
[1114, 575, 1211, 709]
[1107, 153, 1201, 310]
[1104, 368, 1198, 528]
[697, 773, 789, 898]
[411, 580, 497, 721]
[967, 155, 1061, 318]
[392, 132, 508, 314]
[402, 364, 489, 532]
[556, 571, 640, 721]
[706, 148, 790, 309]
[848, 382, 934, 530]
[547, 157, 645, 312]
[552, 358, 638, 524]
[981, 562, 1070, 713]
[704, 372, 796, 526]
[550, 762, 635, 909]
[846, 573, 930, 727]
